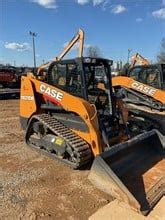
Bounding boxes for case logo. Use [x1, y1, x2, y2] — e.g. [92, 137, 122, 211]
[40, 84, 64, 101]
[131, 82, 157, 96]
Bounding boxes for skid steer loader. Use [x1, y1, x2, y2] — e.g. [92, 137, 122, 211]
[112, 65, 165, 134]
[116, 52, 165, 134]
[20, 29, 164, 215]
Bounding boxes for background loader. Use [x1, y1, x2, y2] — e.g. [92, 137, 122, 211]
[112, 52, 165, 134]
[122, 52, 164, 91]
[20, 29, 165, 215]
[112, 64, 165, 134]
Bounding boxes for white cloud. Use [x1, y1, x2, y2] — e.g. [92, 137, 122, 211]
[77, 0, 89, 5]
[77, 0, 107, 7]
[152, 8, 165, 19]
[93, 0, 105, 6]
[111, 4, 126, 14]
[136, 17, 143, 22]
[4, 42, 31, 51]
[31, 0, 57, 9]
[102, 0, 109, 11]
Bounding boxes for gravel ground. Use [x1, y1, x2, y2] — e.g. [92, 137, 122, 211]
[0, 99, 112, 220]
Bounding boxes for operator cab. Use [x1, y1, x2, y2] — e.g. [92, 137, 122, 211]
[128, 64, 165, 90]
[47, 57, 114, 115]
[47, 57, 124, 141]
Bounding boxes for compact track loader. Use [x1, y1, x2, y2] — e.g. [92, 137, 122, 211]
[20, 29, 164, 215]
[127, 61, 165, 92]
[117, 53, 165, 134]
[112, 64, 165, 134]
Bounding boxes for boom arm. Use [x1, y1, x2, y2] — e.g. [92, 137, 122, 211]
[56, 28, 84, 61]
[37, 29, 84, 74]
[112, 76, 165, 105]
[130, 53, 150, 69]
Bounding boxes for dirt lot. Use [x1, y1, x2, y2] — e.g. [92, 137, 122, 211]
[0, 100, 112, 219]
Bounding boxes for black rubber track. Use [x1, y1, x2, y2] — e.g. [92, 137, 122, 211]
[25, 114, 92, 169]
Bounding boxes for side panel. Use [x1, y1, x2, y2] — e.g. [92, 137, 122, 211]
[20, 76, 37, 119]
[36, 79, 103, 156]
[20, 75, 103, 156]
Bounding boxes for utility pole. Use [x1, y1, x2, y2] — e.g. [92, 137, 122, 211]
[127, 48, 132, 64]
[29, 31, 37, 68]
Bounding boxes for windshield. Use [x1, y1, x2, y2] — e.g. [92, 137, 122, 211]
[129, 66, 162, 89]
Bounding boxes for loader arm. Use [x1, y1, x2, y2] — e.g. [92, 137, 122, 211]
[56, 28, 84, 61]
[37, 29, 84, 75]
[112, 76, 165, 105]
[20, 74, 103, 156]
[130, 53, 150, 69]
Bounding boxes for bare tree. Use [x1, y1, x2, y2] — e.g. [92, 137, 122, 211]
[157, 38, 165, 63]
[86, 46, 102, 58]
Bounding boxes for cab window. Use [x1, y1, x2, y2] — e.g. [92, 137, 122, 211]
[129, 67, 146, 82]
[146, 67, 161, 89]
[48, 63, 83, 97]
[67, 64, 82, 96]
[48, 63, 67, 89]
[129, 66, 161, 89]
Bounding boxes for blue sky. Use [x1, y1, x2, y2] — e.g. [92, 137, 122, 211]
[0, 0, 165, 66]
